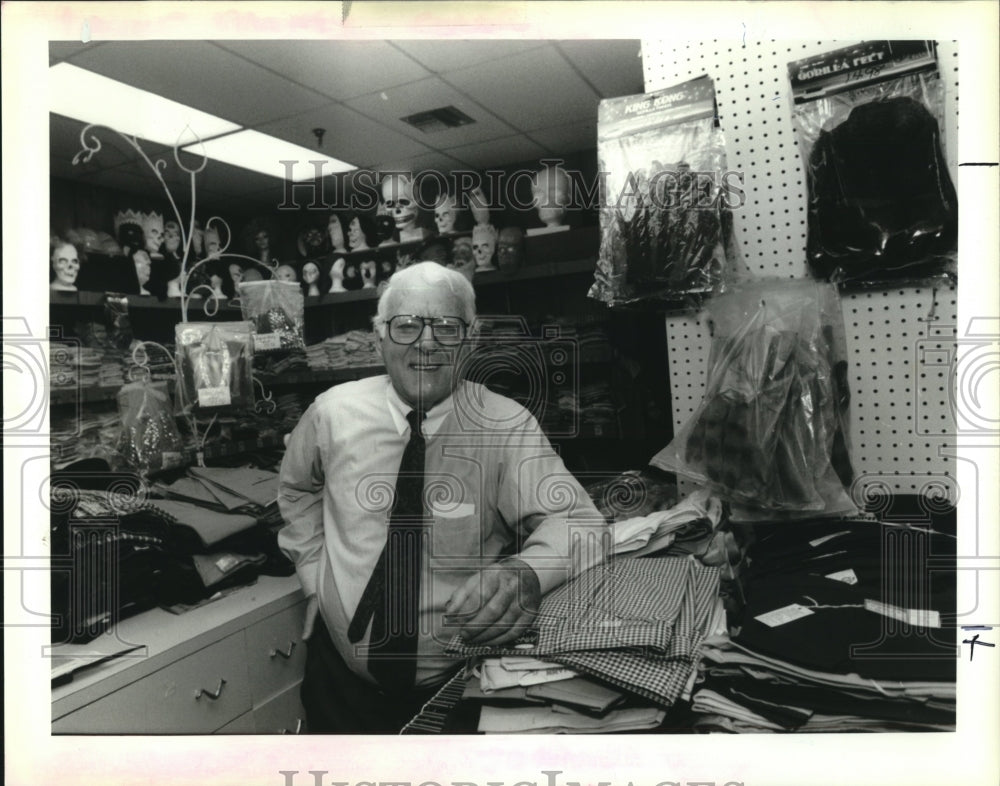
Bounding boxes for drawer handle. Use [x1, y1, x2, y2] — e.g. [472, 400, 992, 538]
[194, 678, 227, 701]
[279, 718, 304, 735]
[270, 641, 297, 660]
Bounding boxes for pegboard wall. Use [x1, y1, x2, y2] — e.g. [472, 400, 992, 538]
[642, 39, 960, 501]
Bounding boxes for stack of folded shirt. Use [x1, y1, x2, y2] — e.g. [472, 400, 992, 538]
[50, 406, 121, 469]
[447, 556, 723, 715]
[254, 350, 310, 378]
[691, 508, 957, 732]
[273, 392, 306, 431]
[50, 342, 102, 389]
[305, 330, 381, 370]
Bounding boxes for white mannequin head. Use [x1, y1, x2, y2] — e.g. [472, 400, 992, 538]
[327, 214, 347, 252]
[434, 193, 458, 234]
[275, 264, 297, 283]
[205, 227, 222, 257]
[50, 242, 80, 290]
[531, 165, 572, 228]
[329, 257, 346, 292]
[347, 216, 370, 251]
[134, 250, 152, 293]
[142, 211, 164, 255]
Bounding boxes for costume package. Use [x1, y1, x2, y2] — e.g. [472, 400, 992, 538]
[590, 75, 743, 307]
[237, 280, 305, 353]
[174, 321, 254, 412]
[116, 380, 186, 473]
[788, 41, 957, 284]
[651, 280, 855, 517]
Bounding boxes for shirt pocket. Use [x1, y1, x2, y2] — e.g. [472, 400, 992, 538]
[429, 501, 482, 561]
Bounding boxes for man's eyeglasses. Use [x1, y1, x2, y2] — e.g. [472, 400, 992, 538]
[386, 315, 468, 346]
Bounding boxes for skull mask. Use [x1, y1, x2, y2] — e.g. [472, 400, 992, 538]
[472, 224, 498, 271]
[434, 194, 458, 234]
[381, 174, 418, 232]
[51, 242, 80, 289]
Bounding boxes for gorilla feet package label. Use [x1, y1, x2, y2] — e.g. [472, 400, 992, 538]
[788, 41, 957, 284]
[651, 279, 855, 518]
[590, 75, 744, 308]
[237, 280, 305, 353]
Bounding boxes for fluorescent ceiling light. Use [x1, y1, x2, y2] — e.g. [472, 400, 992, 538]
[49, 62, 240, 148]
[183, 130, 356, 182]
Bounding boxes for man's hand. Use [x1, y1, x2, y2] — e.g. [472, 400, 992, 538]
[444, 558, 541, 646]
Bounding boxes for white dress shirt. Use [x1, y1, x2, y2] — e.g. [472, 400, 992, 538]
[278, 375, 608, 688]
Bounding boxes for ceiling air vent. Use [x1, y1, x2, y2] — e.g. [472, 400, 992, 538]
[400, 106, 476, 134]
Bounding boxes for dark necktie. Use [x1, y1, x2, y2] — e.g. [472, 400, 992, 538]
[348, 409, 427, 691]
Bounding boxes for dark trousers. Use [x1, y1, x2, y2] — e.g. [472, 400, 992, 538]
[301, 617, 444, 734]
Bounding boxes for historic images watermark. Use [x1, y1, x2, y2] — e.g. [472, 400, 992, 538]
[277, 771, 745, 786]
[273, 163, 747, 213]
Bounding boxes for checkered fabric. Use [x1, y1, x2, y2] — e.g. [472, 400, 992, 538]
[549, 562, 720, 707]
[445, 557, 719, 668]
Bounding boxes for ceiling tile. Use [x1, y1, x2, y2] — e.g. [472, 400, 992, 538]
[216, 40, 430, 101]
[556, 40, 645, 99]
[68, 41, 331, 127]
[448, 134, 547, 170]
[374, 150, 467, 178]
[254, 105, 432, 171]
[528, 121, 598, 156]
[345, 76, 516, 148]
[389, 39, 548, 73]
[444, 46, 600, 133]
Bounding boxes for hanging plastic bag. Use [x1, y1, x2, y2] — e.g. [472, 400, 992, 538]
[788, 41, 957, 284]
[650, 280, 855, 516]
[237, 280, 305, 354]
[590, 75, 745, 307]
[116, 380, 185, 473]
[174, 321, 255, 412]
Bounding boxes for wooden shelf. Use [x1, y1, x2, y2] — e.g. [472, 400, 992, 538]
[257, 365, 384, 387]
[50, 258, 598, 313]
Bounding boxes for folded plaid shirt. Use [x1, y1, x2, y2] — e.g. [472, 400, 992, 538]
[446, 556, 720, 706]
[549, 561, 720, 707]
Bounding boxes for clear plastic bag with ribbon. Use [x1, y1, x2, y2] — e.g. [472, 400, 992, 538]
[174, 321, 255, 412]
[116, 380, 186, 473]
[651, 280, 855, 516]
[237, 280, 305, 354]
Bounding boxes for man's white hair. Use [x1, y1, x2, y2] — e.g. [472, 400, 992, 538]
[373, 261, 476, 332]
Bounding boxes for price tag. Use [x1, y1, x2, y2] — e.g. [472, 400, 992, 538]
[754, 603, 815, 628]
[826, 568, 859, 585]
[161, 451, 184, 470]
[214, 554, 241, 573]
[198, 386, 231, 407]
[864, 599, 941, 628]
[255, 333, 282, 351]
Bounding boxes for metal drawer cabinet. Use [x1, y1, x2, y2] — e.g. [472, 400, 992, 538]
[244, 600, 308, 706]
[252, 681, 306, 735]
[143, 630, 252, 733]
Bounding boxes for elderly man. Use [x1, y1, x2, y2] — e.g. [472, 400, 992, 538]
[278, 261, 606, 733]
